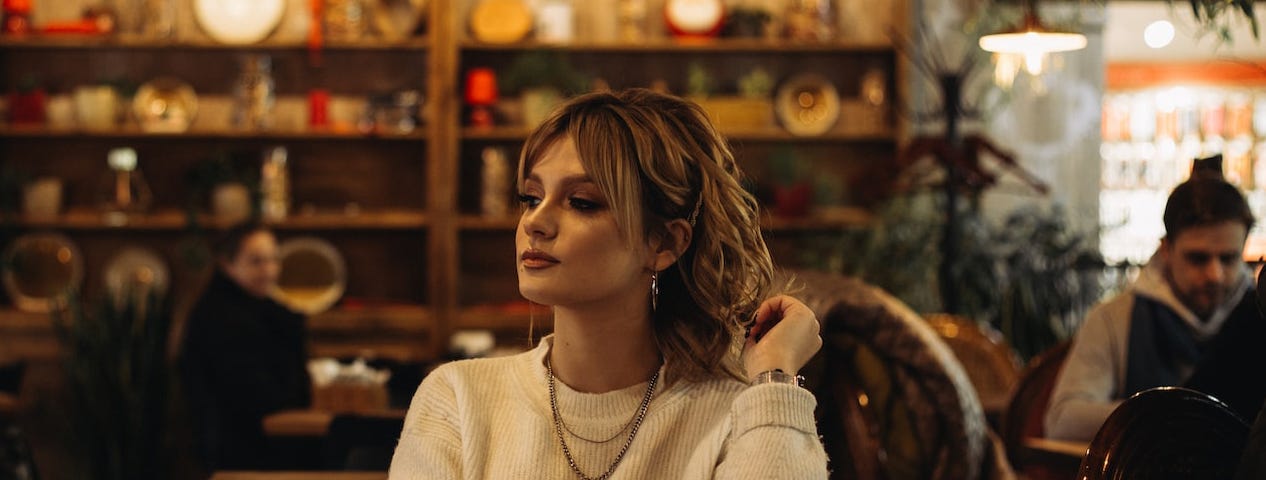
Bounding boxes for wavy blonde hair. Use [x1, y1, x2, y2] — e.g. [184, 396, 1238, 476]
[518, 89, 775, 383]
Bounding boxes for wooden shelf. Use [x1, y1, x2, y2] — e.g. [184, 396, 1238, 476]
[457, 211, 873, 232]
[462, 126, 894, 142]
[458, 215, 519, 231]
[457, 306, 549, 331]
[0, 35, 430, 51]
[13, 209, 428, 231]
[461, 39, 893, 53]
[0, 125, 428, 141]
[309, 304, 432, 335]
[761, 208, 874, 231]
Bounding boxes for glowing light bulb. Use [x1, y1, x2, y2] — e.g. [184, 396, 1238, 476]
[1144, 20, 1174, 49]
[1024, 50, 1045, 75]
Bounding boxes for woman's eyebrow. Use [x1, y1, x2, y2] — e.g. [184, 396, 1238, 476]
[526, 172, 595, 188]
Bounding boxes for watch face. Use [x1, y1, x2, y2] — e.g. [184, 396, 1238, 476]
[665, 0, 723, 36]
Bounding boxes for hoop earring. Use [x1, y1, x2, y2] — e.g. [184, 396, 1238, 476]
[651, 271, 659, 313]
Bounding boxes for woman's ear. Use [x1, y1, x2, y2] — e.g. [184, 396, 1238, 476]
[649, 219, 693, 271]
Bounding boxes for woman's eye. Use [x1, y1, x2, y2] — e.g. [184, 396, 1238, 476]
[569, 198, 600, 211]
[517, 194, 541, 208]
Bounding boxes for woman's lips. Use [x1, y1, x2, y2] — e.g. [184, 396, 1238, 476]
[520, 249, 559, 268]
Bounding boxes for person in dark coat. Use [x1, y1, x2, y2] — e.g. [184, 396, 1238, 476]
[180, 221, 310, 471]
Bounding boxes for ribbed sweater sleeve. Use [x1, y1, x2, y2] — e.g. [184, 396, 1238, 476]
[390, 366, 462, 479]
[716, 383, 829, 479]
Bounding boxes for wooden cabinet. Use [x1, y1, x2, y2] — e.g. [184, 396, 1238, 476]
[0, 0, 904, 363]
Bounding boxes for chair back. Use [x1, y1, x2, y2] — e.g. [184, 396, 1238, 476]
[1079, 386, 1249, 480]
[323, 414, 406, 471]
[999, 340, 1070, 469]
[924, 314, 1021, 418]
[793, 270, 987, 480]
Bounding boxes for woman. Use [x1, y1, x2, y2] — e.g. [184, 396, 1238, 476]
[181, 221, 311, 471]
[390, 89, 826, 479]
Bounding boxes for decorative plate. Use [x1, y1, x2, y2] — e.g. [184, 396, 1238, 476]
[273, 236, 346, 315]
[775, 73, 841, 137]
[2, 232, 84, 312]
[103, 246, 169, 297]
[193, 0, 286, 45]
[469, 0, 532, 44]
[133, 77, 198, 133]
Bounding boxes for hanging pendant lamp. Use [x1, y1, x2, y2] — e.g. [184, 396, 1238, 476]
[979, 0, 1087, 74]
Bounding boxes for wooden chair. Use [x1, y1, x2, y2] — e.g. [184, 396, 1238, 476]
[999, 341, 1073, 479]
[1079, 386, 1250, 480]
[923, 314, 1021, 425]
[792, 270, 987, 480]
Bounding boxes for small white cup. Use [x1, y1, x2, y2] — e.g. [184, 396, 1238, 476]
[23, 177, 63, 219]
[74, 85, 118, 130]
[212, 182, 251, 224]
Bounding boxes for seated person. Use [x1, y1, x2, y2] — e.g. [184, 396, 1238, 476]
[1045, 162, 1257, 441]
[180, 221, 311, 470]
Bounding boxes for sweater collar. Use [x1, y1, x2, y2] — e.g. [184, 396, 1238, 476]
[517, 336, 671, 422]
[1133, 250, 1252, 338]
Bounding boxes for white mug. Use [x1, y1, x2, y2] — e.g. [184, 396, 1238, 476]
[212, 182, 252, 223]
[74, 85, 118, 130]
[23, 177, 63, 219]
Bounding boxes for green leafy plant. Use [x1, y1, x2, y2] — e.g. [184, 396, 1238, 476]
[499, 50, 591, 96]
[1184, 0, 1259, 40]
[829, 192, 1105, 360]
[50, 288, 173, 480]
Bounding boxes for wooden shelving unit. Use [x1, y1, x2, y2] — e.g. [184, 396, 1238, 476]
[0, 0, 904, 364]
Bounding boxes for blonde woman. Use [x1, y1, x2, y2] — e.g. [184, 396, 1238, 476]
[390, 89, 827, 479]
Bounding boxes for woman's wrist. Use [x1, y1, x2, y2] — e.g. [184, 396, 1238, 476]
[749, 369, 805, 387]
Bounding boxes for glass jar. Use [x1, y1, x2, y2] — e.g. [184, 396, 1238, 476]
[325, 0, 367, 42]
[232, 54, 276, 130]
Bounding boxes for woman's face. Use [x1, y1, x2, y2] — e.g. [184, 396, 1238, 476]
[223, 230, 280, 298]
[516, 137, 652, 309]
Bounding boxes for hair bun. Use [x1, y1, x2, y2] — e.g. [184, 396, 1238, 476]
[1191, 154, 1225, 181]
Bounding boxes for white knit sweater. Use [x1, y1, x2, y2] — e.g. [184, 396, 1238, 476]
[388, 337, 829, 479]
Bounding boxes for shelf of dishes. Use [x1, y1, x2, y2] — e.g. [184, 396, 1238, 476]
[12, 208, 429, 231]
[0, 36, 430, 51]
[460, 39, 892, 53]
[460, 126, 895, 142]
[456, 208, 872, 232]
[0, 125, 429, 141]
[0, 305, 436, 362]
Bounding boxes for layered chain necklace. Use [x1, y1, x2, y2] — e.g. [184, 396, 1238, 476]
[546, 352, 660, 480]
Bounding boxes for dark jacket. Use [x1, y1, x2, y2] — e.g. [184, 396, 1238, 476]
[180, 271, 311, 471]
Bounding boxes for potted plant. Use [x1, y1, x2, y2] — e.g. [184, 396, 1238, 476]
[686, 63, 775, 130]
[498, 50, 591, 127]
[50, 287, 173, 480]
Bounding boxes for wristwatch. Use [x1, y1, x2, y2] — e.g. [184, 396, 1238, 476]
[751, 369, 805, 387]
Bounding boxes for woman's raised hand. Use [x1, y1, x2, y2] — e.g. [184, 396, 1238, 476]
[741, 295, 822, 381]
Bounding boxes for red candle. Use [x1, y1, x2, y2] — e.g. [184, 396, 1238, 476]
[308, 88, 329, 128]
[465, 68, 499, 106]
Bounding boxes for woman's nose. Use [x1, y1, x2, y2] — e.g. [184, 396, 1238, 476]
[520, 201, 557, 239]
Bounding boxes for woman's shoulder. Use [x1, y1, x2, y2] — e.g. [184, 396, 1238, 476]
[424, 348, 542, 390]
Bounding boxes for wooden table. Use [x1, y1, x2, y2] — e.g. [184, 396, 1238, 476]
[263, 409, 407, 437]
[211, 472, 386, 480]
[1024, 437, 1090, 458]
[1019, 437, 1089, 479]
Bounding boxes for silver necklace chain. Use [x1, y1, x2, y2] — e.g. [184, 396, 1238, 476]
[547, 353, 659, 480]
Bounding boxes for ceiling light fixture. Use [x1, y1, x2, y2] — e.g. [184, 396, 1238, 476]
[979, 0, 1087, 75]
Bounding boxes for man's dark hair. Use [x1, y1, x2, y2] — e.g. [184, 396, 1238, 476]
[1162, 166, 1254, 240]
[214, 220, 271, 262]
